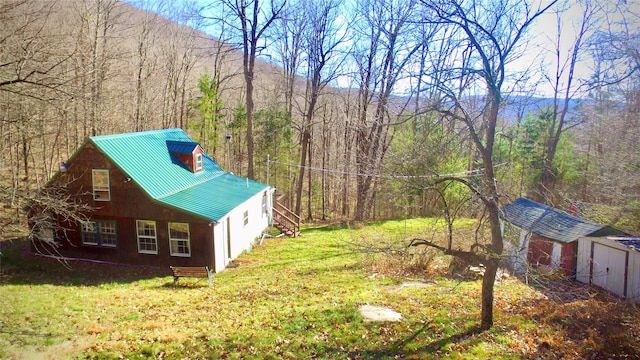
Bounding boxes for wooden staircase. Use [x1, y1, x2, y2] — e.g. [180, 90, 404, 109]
[272, 194, 301, 237]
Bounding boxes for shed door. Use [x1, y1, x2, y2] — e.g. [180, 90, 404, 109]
[592, 243, 627, 297]
[551, 242, 562, 267]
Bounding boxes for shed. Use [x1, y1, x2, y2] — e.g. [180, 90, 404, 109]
[501, 197, 626, 277]
[577, 236, 640, 300]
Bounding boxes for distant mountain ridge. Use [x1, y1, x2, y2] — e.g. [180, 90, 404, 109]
[500, 95, 586, 122]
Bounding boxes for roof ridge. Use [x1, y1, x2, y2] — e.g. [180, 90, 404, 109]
[91, 128, 183, 141]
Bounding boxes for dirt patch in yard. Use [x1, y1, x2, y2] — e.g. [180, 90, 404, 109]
[7, 337, 95, 360]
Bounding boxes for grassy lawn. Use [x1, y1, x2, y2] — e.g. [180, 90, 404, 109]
[1, 218, 639, 359]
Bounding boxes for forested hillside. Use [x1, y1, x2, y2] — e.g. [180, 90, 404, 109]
[1, 0, 639, 241]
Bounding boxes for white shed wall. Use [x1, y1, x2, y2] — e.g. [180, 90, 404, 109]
[502, 226, 530, 274]
[626, 245, 640, 300]
[576, 237, 591, 284]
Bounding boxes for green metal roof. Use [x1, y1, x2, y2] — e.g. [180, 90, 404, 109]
[89, 128, 270, 222]
[166, 140, 199, 155]
[159, 173, 269, 221]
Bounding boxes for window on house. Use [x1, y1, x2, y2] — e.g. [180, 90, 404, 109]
[81, 220, 117, 247]
[92, 169, 110, 201]
[136, 220, 157, 254]
[195, 153, 203, 172]
[243, 210, 249, 226]
[100, 222, 117, 247]
[36, 227, 55, 244]
[81, 221, 98, 245]
[262, 191, 267, 217]
[168, 222, 191, 257]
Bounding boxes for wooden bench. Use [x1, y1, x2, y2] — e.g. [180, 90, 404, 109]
[170, 266, 214, 286]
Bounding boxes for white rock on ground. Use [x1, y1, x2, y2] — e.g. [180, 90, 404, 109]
[359, 305, 402, 322]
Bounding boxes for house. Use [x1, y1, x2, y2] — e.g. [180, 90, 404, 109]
[577, 236, 640, 301]
[32, 128, 274, 272]
[501, 197, 627, 277]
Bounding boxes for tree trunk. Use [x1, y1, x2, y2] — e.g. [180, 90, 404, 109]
[481, 202, 504, 330]
[480, 257, 498, 330]
[307, 136, 313, 221]
[295, 129, 310, 217]
[244, 70, 255, 178]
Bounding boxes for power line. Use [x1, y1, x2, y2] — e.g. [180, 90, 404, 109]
[268, 159, 505, 180]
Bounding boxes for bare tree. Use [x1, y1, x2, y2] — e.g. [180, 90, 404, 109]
[293, 0, 346, 218]
[352, 0, 422, 221]
[219, 0, 286, 178]
[535, 0, 602, 202]
[159, 21, 198, 130]
[589, 1, 640, 88]
[271, 2, 306, 119]
[412, 0, 556, 330]
[79, 0, 122, 136]
[0, 1, 80, 241]
[0, 1, 72, 95]
[572, 2, 640, 229]
[128, 0, 165, 132]
[189, 6, 242, 163]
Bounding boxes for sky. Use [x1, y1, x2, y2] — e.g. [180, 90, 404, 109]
[135, 0, 639, 99]
[518, 0, 639, 97]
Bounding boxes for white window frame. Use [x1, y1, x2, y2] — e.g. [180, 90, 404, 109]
[243, 210, 249, 226]
[195, 153, 203, 171]
[168, 222, 191, 257]
[136, 220, 158, 254]
[92, 169, 111, 201]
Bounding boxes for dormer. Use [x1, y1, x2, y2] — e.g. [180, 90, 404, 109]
[166, 140, 204, 173]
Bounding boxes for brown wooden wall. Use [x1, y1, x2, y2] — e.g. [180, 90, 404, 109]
[559, 241, 578, 277]
[44, 143, 215, 269]
[528, 235, 553, 267]
[527, 235, 577, 277]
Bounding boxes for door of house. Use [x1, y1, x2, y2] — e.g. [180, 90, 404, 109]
[226, 217, 232, 260]
[220, 218, 230, 266]
[592, 243, 627, 297]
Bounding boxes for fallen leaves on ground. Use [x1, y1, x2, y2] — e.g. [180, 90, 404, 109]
[502, 278, 640, 359]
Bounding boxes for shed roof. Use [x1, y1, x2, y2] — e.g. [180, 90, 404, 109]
[89, 128, 269, 222]
[501, 197, 624, 243]
[609, 237, 640, 252]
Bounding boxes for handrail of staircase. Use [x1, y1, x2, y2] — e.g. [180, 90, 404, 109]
[273, 207, 299, 233]
[272, 192, 301, 236]
[274, 202, 301, 224]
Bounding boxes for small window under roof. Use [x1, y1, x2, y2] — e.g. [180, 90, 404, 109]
[167, 140, 204, 173]
[195, 153, 203, 171]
